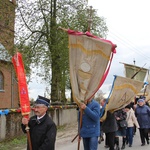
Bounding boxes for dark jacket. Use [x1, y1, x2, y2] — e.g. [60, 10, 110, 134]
[102, 111, 118, 133]
[135, 104, 150, 129]
[114, 109, 127, 129]
[21, 113, 57, 150]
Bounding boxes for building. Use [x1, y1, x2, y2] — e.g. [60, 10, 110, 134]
[0, 0, 19, 109]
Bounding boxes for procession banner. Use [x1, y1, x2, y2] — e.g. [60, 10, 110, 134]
[68, 29, 116, 105]
[12, 52, 30, 117]
[123, 63, 148, 82]
[106, 75, 144, 111]
[144, 72, 150, 101]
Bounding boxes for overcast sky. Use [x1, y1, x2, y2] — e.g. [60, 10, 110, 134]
[88, 0, 150, 94]
[29, 0, 150, 99]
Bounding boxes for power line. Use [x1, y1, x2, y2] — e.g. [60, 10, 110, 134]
[107, 28, 150, 62]
[108, 27, 150, 55]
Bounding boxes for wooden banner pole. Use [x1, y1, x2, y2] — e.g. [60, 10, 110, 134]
[77, 108, 83, 150]
[25, 124, 32, 150]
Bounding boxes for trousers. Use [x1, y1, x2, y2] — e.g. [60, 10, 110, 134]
[83, 136, 98, 150]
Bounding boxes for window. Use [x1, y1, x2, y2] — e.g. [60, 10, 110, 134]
[0, 71, 4, 90]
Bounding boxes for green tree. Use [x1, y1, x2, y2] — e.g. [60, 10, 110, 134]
[15, 0, 108, 102]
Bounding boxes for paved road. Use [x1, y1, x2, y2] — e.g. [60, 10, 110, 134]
[56, 131, 150, 150]
[20, 124, 149, 150]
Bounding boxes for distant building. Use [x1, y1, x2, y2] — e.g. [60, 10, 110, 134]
[0, 0, 19, 109]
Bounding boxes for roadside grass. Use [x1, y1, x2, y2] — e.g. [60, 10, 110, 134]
[0, 135, 26, 150]
[57, 124, 66, 131]
[0, 124, 67, 150]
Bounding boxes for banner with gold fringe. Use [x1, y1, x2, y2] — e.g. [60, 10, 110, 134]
[68, 29, 116, 105]
[104, 75, 144, 113]
[12, 52, 30, 117]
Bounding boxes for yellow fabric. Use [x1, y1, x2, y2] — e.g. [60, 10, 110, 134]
[69, 34, 113, 105]
[123, 63, 147, 82]
[107, 76, 143, 111]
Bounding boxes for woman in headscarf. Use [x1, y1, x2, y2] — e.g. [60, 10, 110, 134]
[135, 98, 150, 146]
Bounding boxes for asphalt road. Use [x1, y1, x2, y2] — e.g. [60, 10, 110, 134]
[56, 129, 150, 150]
[20, 123, 149, 150]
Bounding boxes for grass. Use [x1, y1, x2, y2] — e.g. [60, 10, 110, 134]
[0, 124, 67, 150]
[0, 135, 27, 150]
[57, 124, 66, 131]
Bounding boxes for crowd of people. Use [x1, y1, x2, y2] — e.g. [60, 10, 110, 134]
[99, 96, 150, 150]
[21, 95, 150, 150]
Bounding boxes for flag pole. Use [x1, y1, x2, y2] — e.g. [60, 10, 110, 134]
[24, 117, 32, 150]
[23, 115, 32, 150]
[131, 63, 146, 79]
[77, 6, 93, 150]
[74, 6, 92, 150]
[77, 108, 83, 150]
[87, 6, 93, 32]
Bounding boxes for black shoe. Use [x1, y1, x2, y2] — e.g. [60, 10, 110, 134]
[129, 144, 132, 147]
[115, 145, 120, 150]
[147, 140, 149, 144]
[98, 140, 101, 144]
[141, 143, 145, 146]
[121, 145, 125, 149]
[104, 145, 109, 148]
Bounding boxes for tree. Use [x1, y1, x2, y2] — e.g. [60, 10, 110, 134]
[15, 0, 108, 102]
[94, 89, 105, 100]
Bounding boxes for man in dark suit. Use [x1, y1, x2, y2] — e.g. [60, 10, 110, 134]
[21, 96, 57, 150]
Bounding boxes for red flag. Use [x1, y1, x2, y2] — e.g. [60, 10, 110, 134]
[12, 52, 30, 117]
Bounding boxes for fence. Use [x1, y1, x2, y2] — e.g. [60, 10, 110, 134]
[0, 106, 78, 141]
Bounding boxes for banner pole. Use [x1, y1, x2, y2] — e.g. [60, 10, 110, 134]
[87, 6, 93, 32]
[23, 115, 32, 150]
[25, 124, 32, 150]
[131, 63, 146, 79]
[77, 108, 83, 150]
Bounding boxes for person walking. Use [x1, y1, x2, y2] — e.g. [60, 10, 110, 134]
[114, 108, 127, 150]
[102, 110, 118, 150]
[79, 97, 100, 150]
[21, 96, 57, 150]
[124, 104, 139, 147]
[98, 98, 106, 144]
[135, 98, 150, 146]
